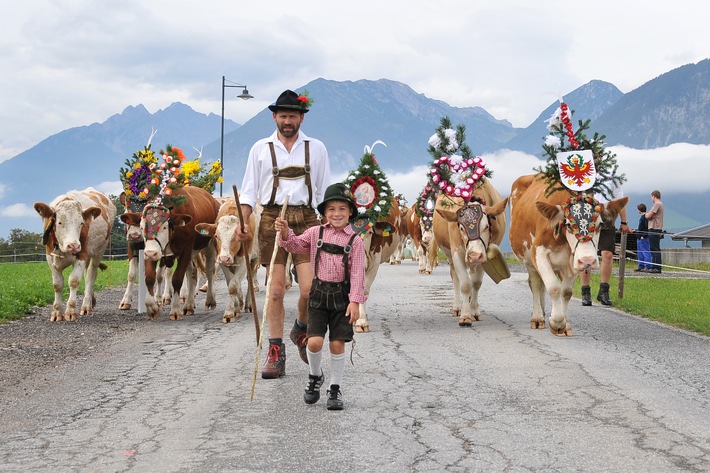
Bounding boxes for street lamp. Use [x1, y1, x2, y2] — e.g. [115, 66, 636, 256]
[220, 75, 253, 196]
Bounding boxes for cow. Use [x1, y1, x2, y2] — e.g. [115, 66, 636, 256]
[508, 174, 628, 336]
[433, 180, 509, 326]
[33, 188, 116, 322]
[405, 206, 436, 274]
[118, 193, 175, 310]
[353, 198, 403, 333]
[140, 186, 220, 320]
[389, 204, 410, 264]
[195, 196, 260, 323]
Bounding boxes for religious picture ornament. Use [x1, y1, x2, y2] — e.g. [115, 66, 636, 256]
[559, 194, 602, 243]
[556, 150, 596, 192]
[343, 140, 395, 223]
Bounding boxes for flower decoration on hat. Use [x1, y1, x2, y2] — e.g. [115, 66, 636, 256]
[296, 90, 314, 110]
[343, 140, 394, 223]
[535, 98, 626, 200]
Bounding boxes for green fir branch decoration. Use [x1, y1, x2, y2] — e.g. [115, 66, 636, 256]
[535, 110, 626, 200]
[343, 146, 394, 221]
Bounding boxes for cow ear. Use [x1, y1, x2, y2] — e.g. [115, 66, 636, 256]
[120, 212, 140, 225]
[83, 207, 101, 221]
[605, 196, 629, 220]
[535, 201, 564, 226]
[172, 214, 193, 227]
[486, 197, 508, 217]
[195, 223, 216, 237]
[34, 202, 54, 219]
[435, 207, 458, 222]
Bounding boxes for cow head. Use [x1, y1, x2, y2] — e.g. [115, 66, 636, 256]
[120, 212, 143, 243]
[140, 204, 192, 261]
[34, 200, 100, 255]
[419, 214, 434, 246]
[436, 197, 508, 264]
[536, 194, 629, 272]
[195, 215, 244, 266]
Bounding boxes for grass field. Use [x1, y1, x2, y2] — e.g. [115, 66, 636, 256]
[0, 260, 129, 322]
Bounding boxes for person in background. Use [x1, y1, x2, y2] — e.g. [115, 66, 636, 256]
[236, 90, 331, 379]
[645, 190, 664, 274]
[580, 185, 629, 306]
[633, 203, 653, 272]
[274, 183, 366, 410]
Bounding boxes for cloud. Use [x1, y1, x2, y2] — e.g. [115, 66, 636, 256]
[0, 203, 35, 218]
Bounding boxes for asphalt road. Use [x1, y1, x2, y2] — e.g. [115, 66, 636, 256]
[0, 260, 708, 472]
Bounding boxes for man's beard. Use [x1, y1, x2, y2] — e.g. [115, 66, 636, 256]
[278, 123, 300, 138]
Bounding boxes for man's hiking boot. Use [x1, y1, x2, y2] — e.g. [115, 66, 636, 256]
[289, 321, 308, 364]
[326, 385, 343, 411]
[581, 285, 592, 306]
[261, 342, 286, 379]
[596, 282, 613, 306]
[304, 371, 324, 404]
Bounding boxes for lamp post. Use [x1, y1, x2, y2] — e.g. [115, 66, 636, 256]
[220, 75, 253, 196]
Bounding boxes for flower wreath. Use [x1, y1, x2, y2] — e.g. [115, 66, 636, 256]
[136, 144, 189, 208]
[120, 145, 159, 203]
[343, 141, 394, 221]
[429, 155, 488, 201]
[558, 193, 602, 242]
[415, 184, 437, 230]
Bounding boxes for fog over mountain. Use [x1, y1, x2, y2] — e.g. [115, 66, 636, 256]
[1, 60, 709, 242]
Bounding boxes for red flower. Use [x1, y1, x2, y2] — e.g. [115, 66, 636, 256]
[297, 95, 308, 104]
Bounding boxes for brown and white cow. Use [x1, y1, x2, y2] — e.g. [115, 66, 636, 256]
[406, 206, 436, 274]
[508, 174, 628, 336]
[118, 193, 175, 310]
[139, 186, 220, 320]
[389, 204, 410, 265]
[433, 180, 509, 326]
[352, 199, 403, 333]
[34, 188, 116, 321]
[195, 196, 260, 323]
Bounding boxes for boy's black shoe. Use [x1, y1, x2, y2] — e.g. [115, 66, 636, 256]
[304, 372, 324, 404]
[326, 385, 343, 411]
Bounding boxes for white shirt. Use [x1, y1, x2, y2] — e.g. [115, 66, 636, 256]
[239, 130, 330, 209]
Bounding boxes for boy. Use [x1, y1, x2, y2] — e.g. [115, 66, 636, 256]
[274, 183, 366, 410]
[634, 203, 652, 272]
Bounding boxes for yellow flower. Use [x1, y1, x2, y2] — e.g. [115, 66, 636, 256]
[217, 176, 224, 183]
[133, 163, 142, 169]
[139, 192, 147, 199]
[125, 189, 134, 196]
[126, 171, 134, 178]
[182, 160, 201, 178]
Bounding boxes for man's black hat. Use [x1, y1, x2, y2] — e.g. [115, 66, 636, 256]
[268, 90, 309, 113]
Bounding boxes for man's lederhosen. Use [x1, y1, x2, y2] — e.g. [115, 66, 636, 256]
[307, 226, 358, 341]
[258, 140, 319, 266]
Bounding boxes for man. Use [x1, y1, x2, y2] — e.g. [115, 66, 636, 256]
[237, 90, 331, 378]
[580, 186, 629, 306]
[645, 189, 664, 273]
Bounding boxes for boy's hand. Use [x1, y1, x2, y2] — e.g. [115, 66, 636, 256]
[346, 302, 360, 325]
[273, 217, 289, 239]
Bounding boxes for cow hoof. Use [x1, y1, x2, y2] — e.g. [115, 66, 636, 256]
[354, 324, 370, 333]
[530, 319, 546, 330]
[451, 309, 460, 317]
[550, 325, 572, 336]
[458, 317, 473, 327]
[80, 308, 92, 316]
[119, 302, 132, 310]
[50, 312, 61, 322]
[65, 312, 77, 322]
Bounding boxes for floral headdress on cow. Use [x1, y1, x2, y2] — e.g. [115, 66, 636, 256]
[343, 140, 395, 222]
[181, 148, 223, 194]
[419, 116, 493, 210]
[119, 129, 160, 210]
[535, 99, 626, 200]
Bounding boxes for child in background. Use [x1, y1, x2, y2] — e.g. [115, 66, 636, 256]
[634, 203, 653, 272]
[274, 183, 366, 410]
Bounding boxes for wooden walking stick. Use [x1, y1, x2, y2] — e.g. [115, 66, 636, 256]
[232, 185, 260, 345]
[250, 194, 290, 400]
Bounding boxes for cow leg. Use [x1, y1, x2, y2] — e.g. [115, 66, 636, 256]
[171, 255, 195, 319]
[203, 245, 217, 311]
[464, 264, 484, 324]
[221, 266, 237, 323]
[80, 257, 101, 316]
[144, 260, 161, 319]
[48, 260, 66, 322]
[119, 256, 138, 310]
[223, 264, 245, 323]
[545, 273, 575, 337]
[526, 265, 547, 330]
[417, 245, 428, 273]
[64, 261, 85, 321]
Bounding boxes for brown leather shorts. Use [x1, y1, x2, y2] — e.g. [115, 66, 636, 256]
[259, 205, 319, 266]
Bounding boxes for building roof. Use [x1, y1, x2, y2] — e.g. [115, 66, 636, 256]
[671, 223, 710, 241]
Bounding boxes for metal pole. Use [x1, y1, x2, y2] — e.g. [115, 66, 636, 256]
[219, 75, 226, 197]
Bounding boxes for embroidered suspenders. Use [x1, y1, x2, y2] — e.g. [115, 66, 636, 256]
[267, 140, 312, 207]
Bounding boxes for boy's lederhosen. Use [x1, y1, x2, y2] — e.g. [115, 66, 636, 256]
[307, 226, 358, 342]
[258, 140, 319, 266]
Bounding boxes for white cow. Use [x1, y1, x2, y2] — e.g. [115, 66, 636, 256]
[195, 197, 260, 323]
[34, 188, 116, 321]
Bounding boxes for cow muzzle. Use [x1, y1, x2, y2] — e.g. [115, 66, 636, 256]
[575, 255, 599, 273]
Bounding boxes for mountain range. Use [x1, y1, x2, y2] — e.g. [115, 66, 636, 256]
[1, 59, 709, 241]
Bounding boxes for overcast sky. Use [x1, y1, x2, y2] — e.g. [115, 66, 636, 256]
[2, 0, 710, 214]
